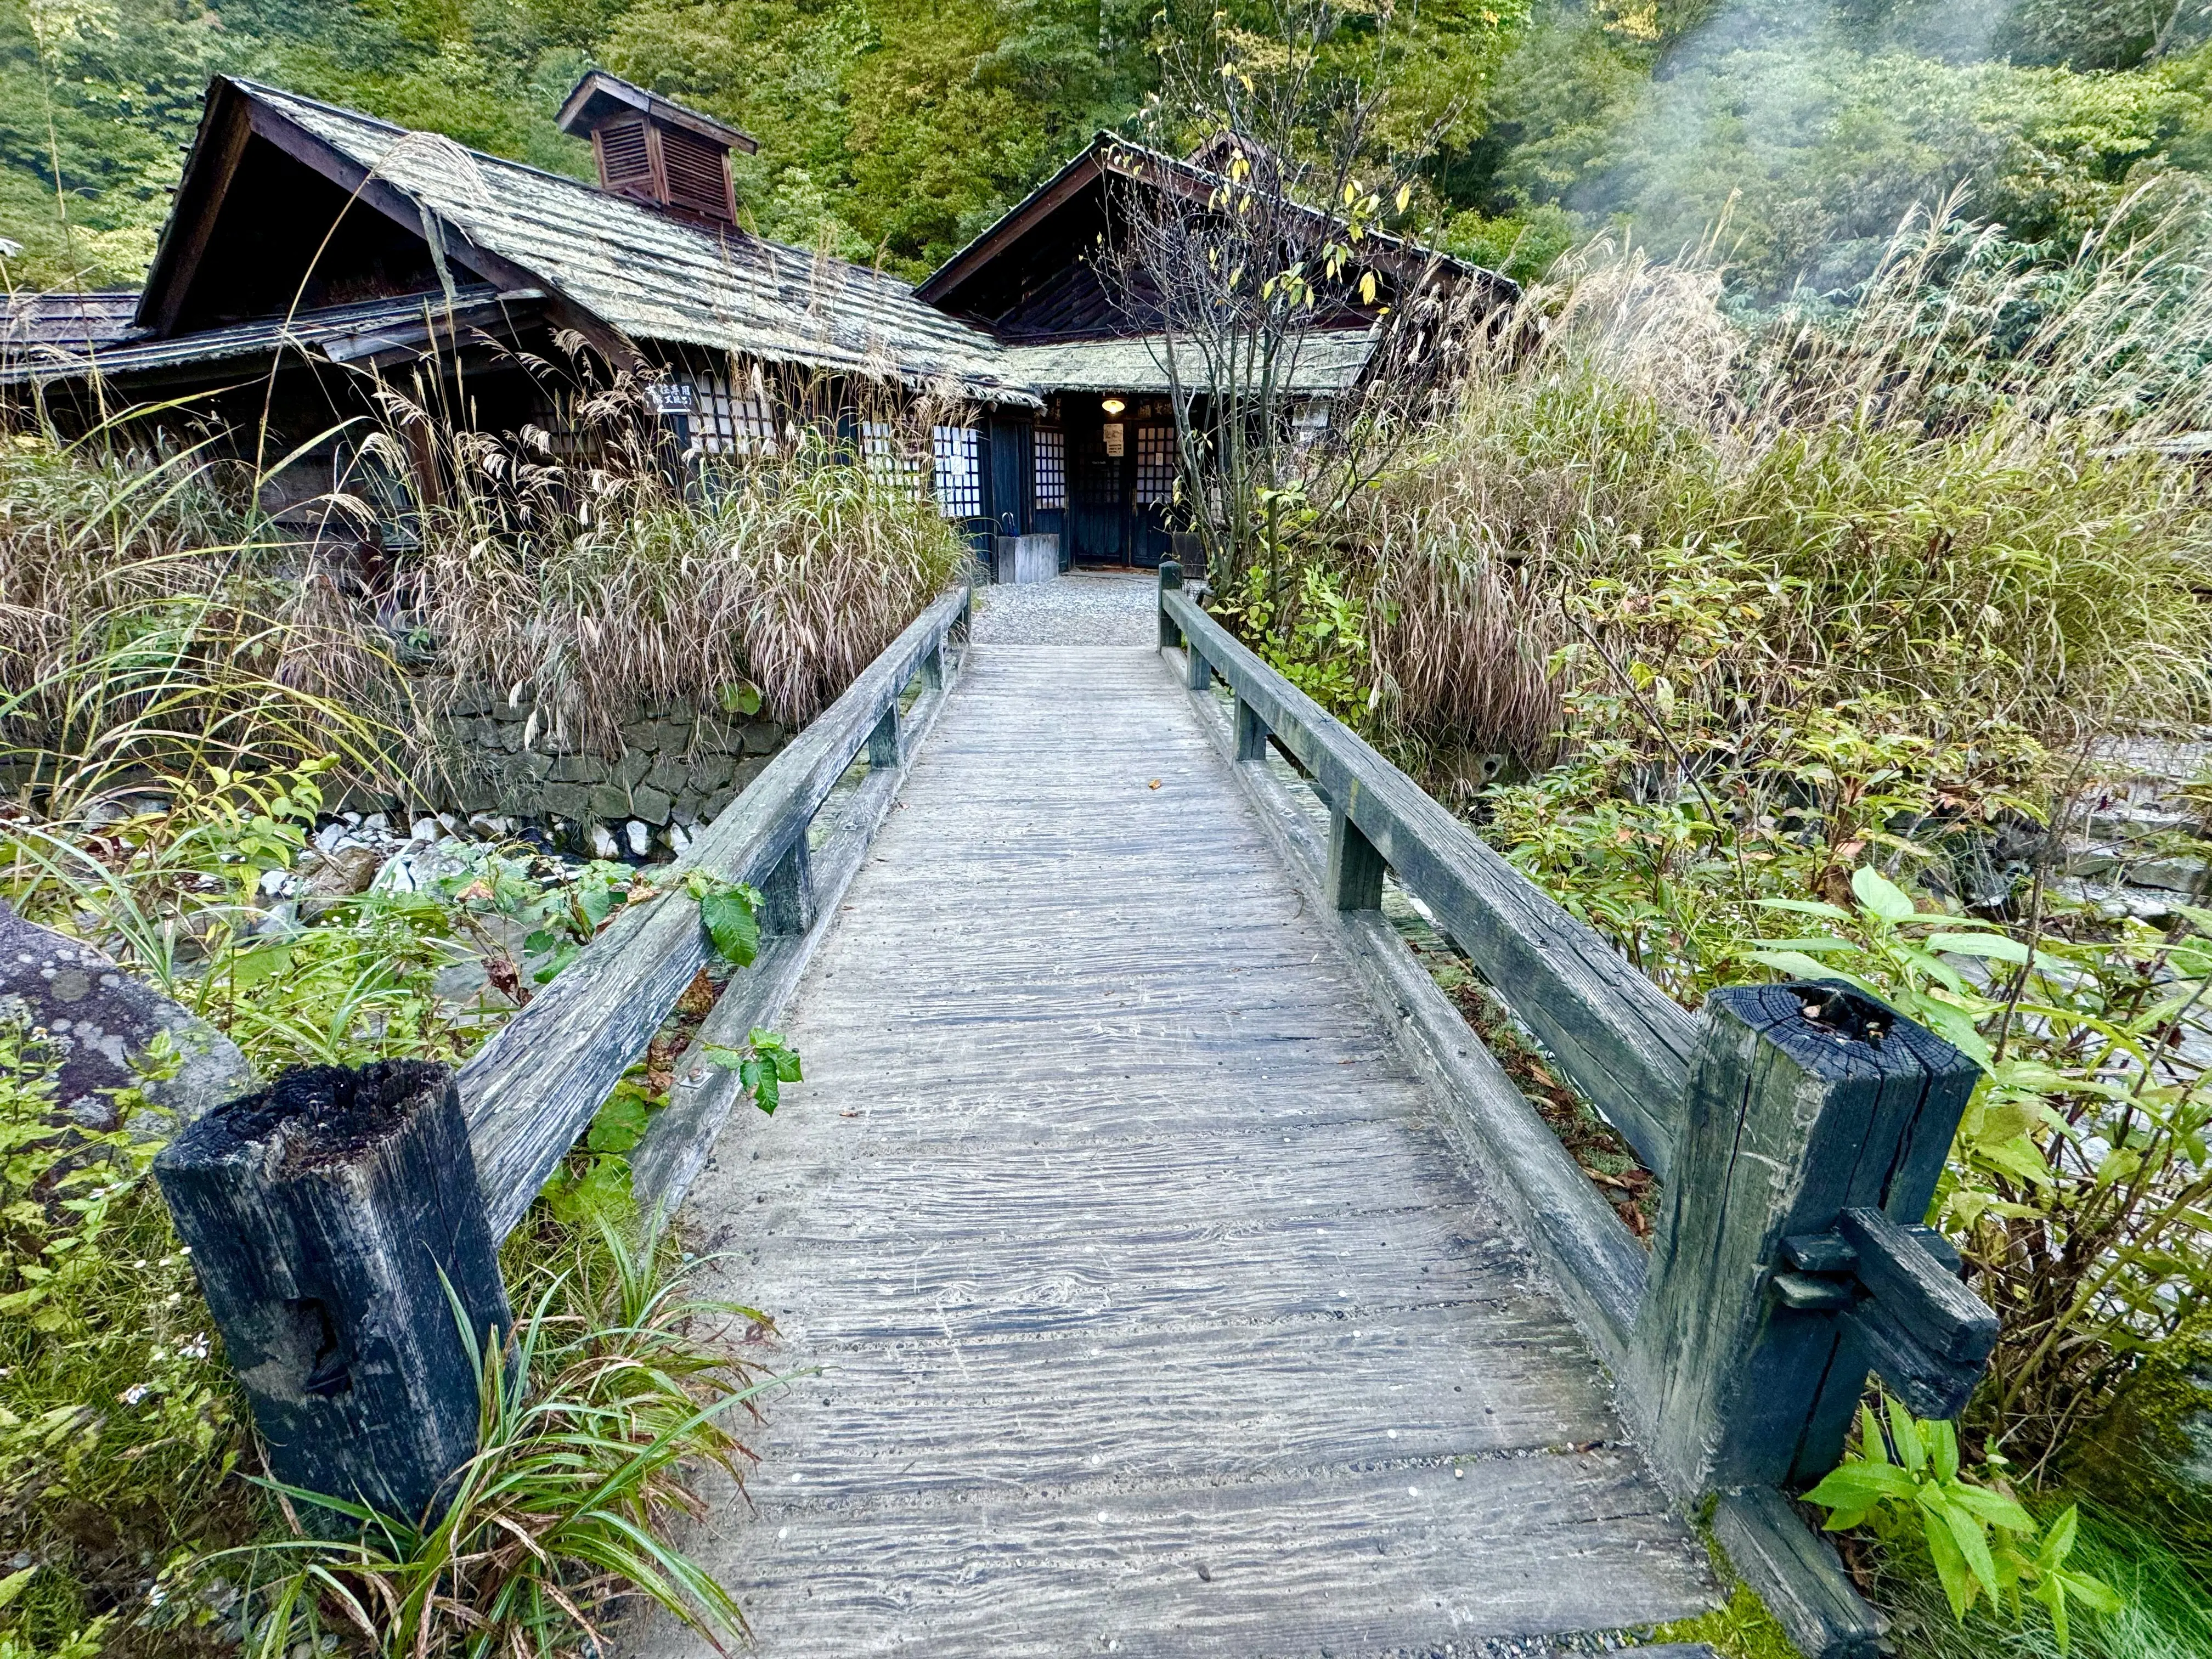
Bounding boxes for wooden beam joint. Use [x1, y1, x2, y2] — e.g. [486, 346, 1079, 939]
[760, 834, 817, 936]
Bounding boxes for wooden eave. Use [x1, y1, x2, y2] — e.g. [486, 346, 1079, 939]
[912, 137, 1116, 311]
[915, 131, 1513, 321]
[137, 77, 637, 368]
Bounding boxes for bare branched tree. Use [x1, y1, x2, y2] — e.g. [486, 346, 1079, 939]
[1106, 0, 1511, 607]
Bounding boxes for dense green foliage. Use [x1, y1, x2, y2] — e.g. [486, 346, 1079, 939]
[11, 0, 2212, 294]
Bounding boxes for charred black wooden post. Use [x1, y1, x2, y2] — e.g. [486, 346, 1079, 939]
[155, 1061, 510, 1525]
[1234, 698, 1270, 763]
[1632, 982, 1978, 1494]
[760, 836, 817, 935]
[1326, 792, 1387, 912]
[1158, 559, 1183, 648]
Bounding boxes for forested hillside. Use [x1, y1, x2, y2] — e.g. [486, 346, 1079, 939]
[5, 0, 2212, 297]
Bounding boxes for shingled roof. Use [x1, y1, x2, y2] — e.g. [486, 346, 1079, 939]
[917, 132, 1513, 329]
[0, 291, 143, 361]
[132, 78, 1038, 407]
[1, 286, 534, 387]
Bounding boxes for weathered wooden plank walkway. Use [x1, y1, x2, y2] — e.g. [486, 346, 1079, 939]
[635, 640, 1717, 1656]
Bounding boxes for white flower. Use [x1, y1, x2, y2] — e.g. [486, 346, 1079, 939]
[180, 1334, 210, 1361]
[119, 1383, 151, 1405]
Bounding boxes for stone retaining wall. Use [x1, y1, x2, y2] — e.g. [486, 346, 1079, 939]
[337, 692, 791, 854]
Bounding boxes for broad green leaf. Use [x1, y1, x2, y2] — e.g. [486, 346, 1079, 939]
[1978, 1135, 2057, 1187]
[1753, 898, 1854, 919]
[1928, 1417, 1960, 1482]
[1922, 1508, 1977, 1618]
[1853, 865, 1918, 922]
[1926, 932, 2032, 964]
[1912, 1000, 1993, 1068]
[1859, 1402, 1888, 1464]
[1898, 945, 1969, 997]
[740, 1056, 780, 1114]
[1747, 950, 1876, 989]
[698, 888, 759, 968]
[1941, 1498, 2000, 1609]
[586, 1091, 656, 1155]
[1889, 1397, 1926, 1472]
[2055, 1566, 2124, 1615]
[1805, 1462, 1915, 1507]
[2036, 1502, 2079, 1567]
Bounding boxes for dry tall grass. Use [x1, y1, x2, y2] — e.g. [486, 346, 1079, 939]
[402, 381, 968, 751]
[0, 426, 400, 820]
[1347, 198, 2212, 764]
[1, 379, 970, 816]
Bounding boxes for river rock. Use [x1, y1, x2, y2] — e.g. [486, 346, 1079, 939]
[0, 899, 253, 1129]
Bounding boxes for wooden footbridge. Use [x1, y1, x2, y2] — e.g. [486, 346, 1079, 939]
[159, 573, 2001, 1659]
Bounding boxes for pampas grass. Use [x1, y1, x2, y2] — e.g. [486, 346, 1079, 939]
[1, 366, 972, 816]
[408, 387, 969, 753]
[1346, 196, 2212, 762]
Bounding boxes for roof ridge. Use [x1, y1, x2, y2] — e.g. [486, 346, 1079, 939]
[229, 78, 940, 310]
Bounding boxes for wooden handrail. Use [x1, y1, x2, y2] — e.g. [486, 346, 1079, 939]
[157, 583, 969, 1526]
[1159, 565, 1991, 1659]
[460, 583, 971, 1237]
[1162, 582, 1695, 1177]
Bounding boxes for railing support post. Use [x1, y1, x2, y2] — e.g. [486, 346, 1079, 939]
[1158, 558, 1183, 648]
[1234, 698, 1270, 763]
[1630, 981, 1977, 1496]
[1185, 642, 1210, 691]
[920, 642, 944, 692]
[1233, 698, 1269, 762]
[867, 704, 903, 770]
[1326, 805, 1386, 911]
[760, 834, 817, 935]
[155, 1060, 510, 1528]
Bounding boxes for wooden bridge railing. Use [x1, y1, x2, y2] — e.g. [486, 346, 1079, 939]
[1160, 563, 1993, 1659]
[155, 585, 972, 1529]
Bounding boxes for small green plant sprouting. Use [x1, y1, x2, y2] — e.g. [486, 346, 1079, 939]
[685, 870, 763, 968]
[703, 1029, 804, 1115]
[678, 874, 802, 1110]
[1804, 1400, 2121, 1649]
[219, 1218, 769, 1659]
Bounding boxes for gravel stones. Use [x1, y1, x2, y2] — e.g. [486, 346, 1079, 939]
[970, 568, 1159, 646]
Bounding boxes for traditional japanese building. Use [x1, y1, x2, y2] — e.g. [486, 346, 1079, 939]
[916, 134, 1516, 568]
[3, 75, 1511, 572]
[2, 72, 1034, 550]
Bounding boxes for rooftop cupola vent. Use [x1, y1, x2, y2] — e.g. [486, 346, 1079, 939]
[557, 70, 756, 225]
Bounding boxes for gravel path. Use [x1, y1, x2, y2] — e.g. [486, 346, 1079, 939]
[969, 568, 1158, 645]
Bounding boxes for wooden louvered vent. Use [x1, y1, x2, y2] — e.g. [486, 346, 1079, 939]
[594, 119, 653, 195]
[660, 126, 732, 221]
[562, 71, 751, 227]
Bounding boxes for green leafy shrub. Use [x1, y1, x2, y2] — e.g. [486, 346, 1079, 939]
[1808, 1400, 2121, 1647]
[0, 1014, 246, 1658]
